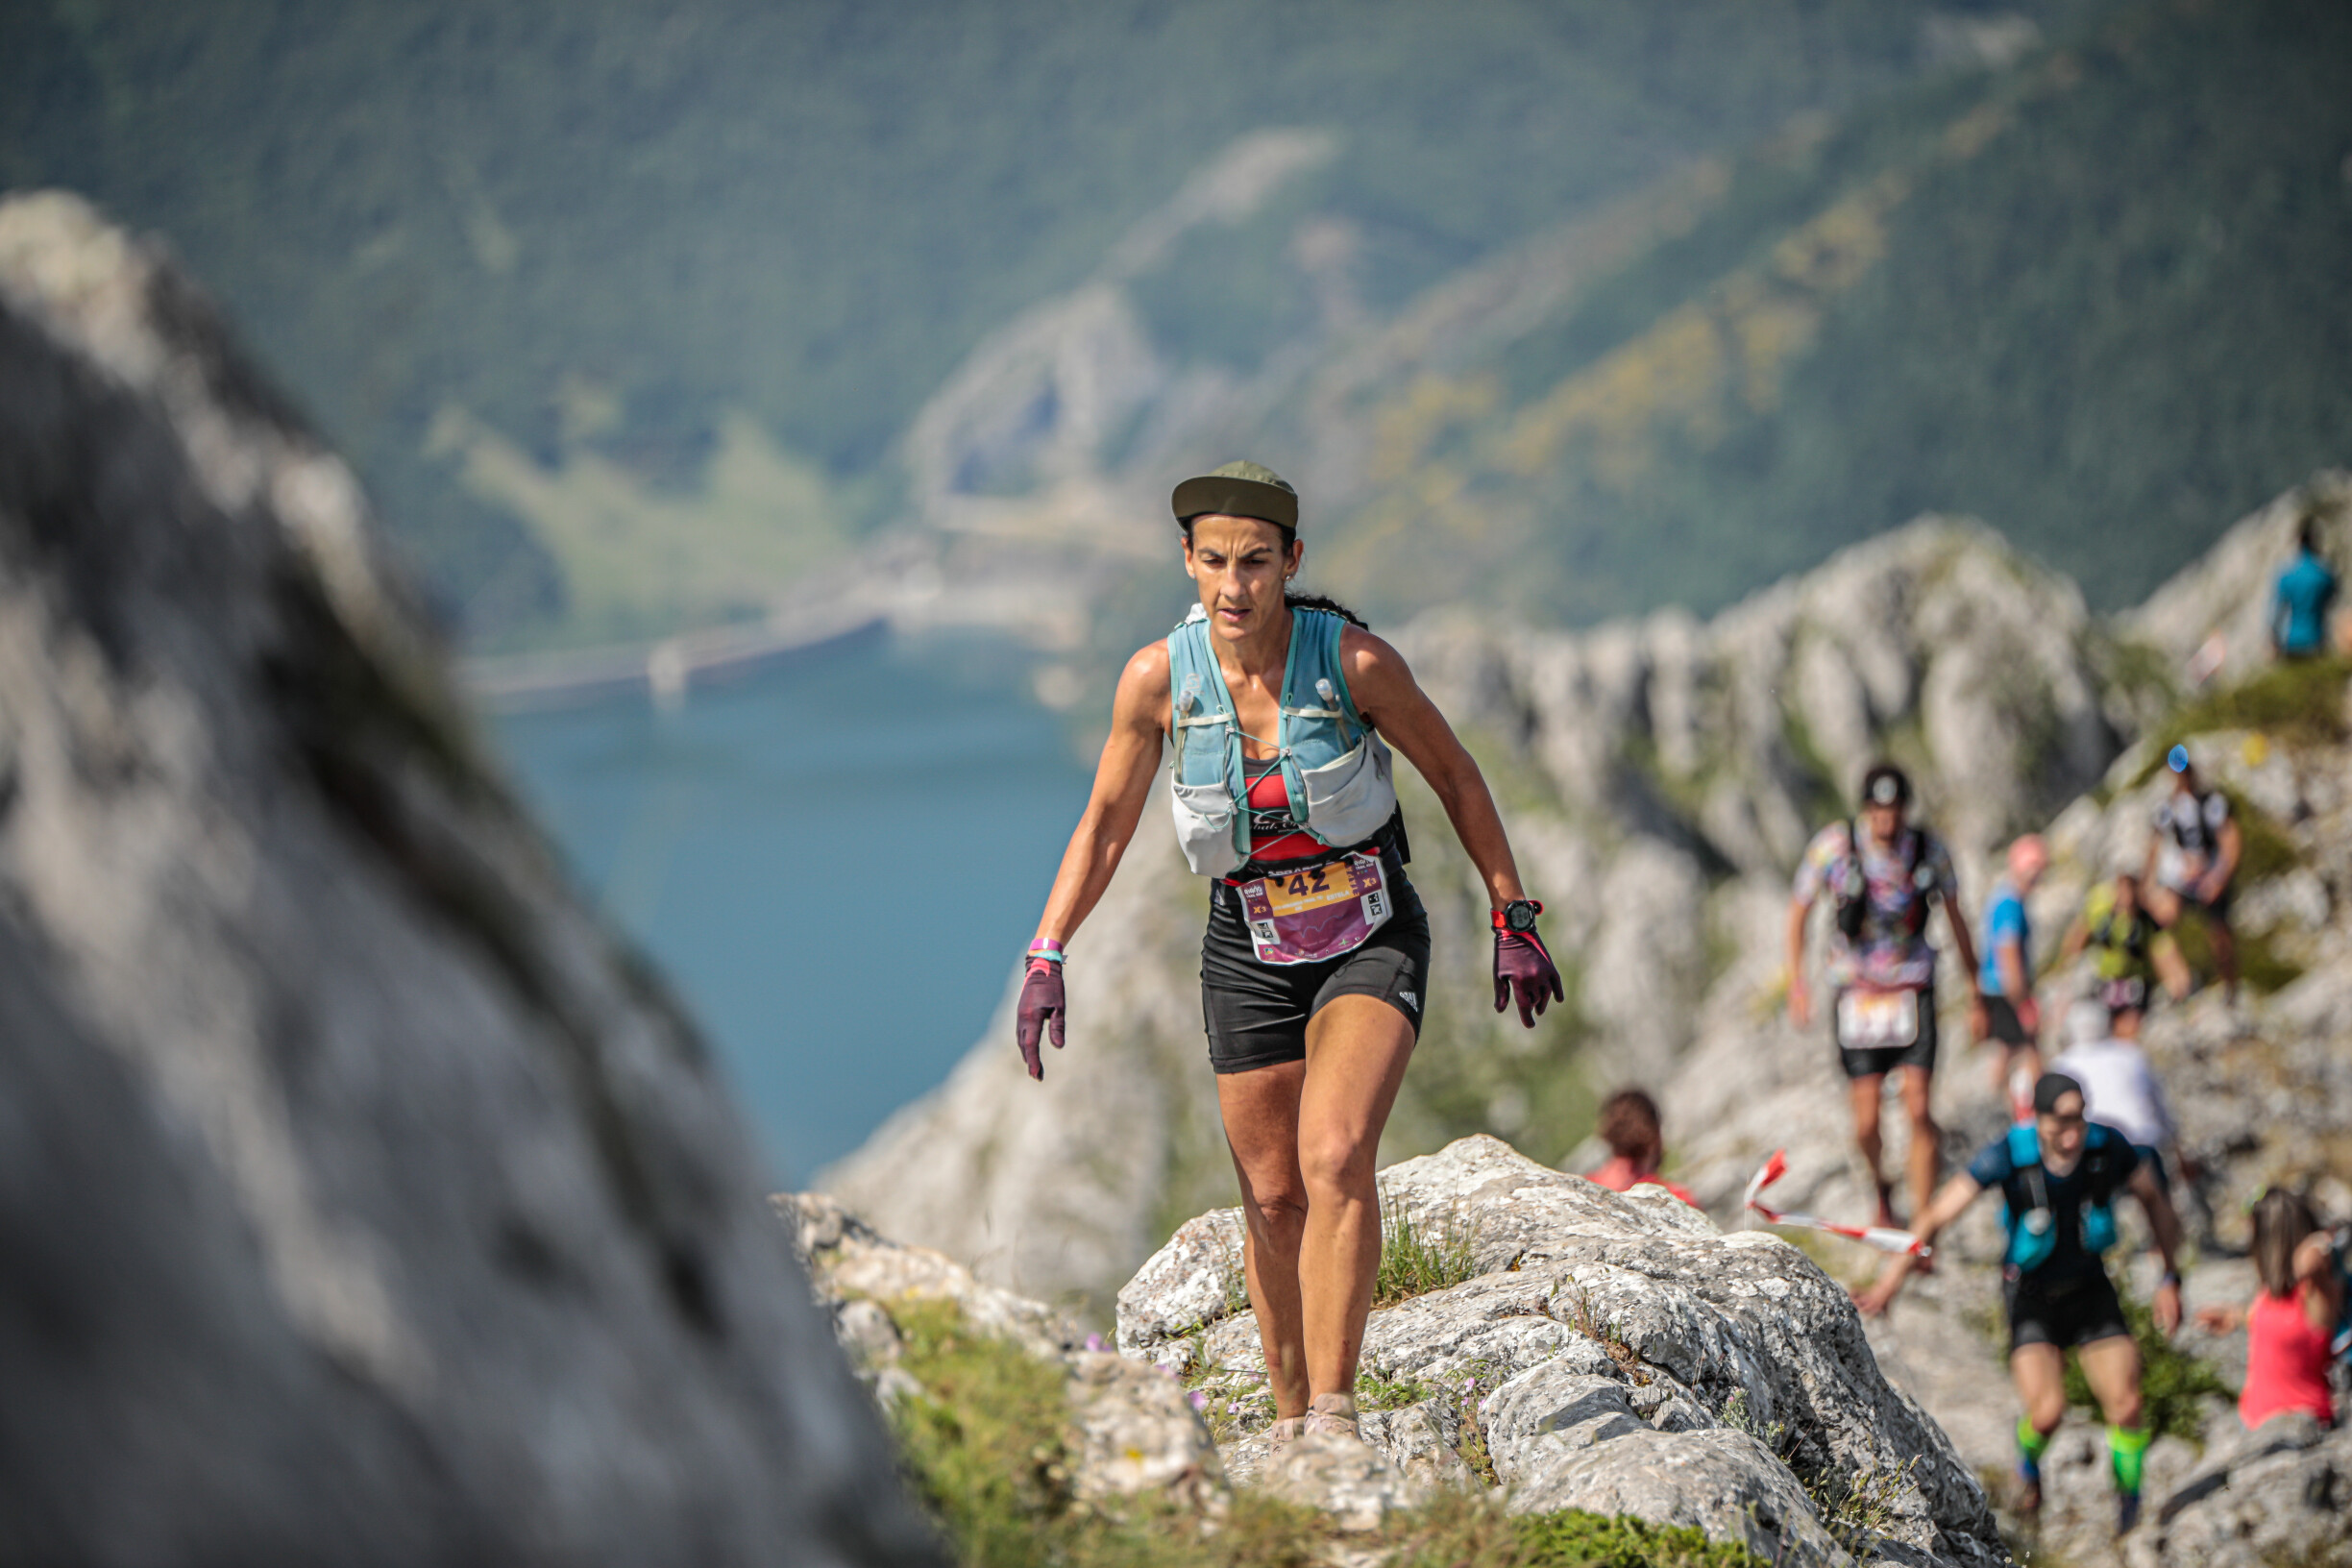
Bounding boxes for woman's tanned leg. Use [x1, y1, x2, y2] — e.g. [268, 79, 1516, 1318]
[1217, 1060, 1310, 1417]
[1295, 995, 1418, 1397]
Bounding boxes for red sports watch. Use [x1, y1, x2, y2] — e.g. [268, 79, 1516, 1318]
[1492, 899, 1543, 934]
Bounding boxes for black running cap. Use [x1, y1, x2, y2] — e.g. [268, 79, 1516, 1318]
[2033, 1072, 2086, 1115]
[1861, 762, 1911, 808]
[1173, 461, 1299, 529]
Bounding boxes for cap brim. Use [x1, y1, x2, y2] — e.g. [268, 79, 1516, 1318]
[1172, 475, 1298, 529]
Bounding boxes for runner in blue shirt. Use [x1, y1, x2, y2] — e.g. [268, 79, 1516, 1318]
[1976, 834, 2046, 1116]
[2271, 520, 2340, 660]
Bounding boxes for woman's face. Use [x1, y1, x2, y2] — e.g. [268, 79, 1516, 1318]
[1184, 514, 1302, 644]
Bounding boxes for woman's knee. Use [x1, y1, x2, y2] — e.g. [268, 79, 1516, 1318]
[1240, 1179, 1311, 1234]
[1297, 1134, 1377, 1203]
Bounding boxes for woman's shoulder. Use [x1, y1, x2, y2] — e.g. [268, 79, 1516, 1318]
[1335, 622, 1409, 682]
[1121, 637, 1173, 689]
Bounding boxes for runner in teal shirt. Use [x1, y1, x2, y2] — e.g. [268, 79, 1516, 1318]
[2271, 521, 2339, 659]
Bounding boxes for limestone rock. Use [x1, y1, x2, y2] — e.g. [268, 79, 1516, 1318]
[785, 1190, 1224, 1512]
[0, 191, 939, 1564]
[1123, 1136, 2008, 1568]
[1259, 1433, 1418, 1532]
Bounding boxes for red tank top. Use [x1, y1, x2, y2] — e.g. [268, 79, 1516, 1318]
[2242, 1286, 2335, 1429]
[1244, 756, 1323, 864]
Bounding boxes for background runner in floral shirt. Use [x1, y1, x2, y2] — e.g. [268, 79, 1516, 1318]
[1786, 762, 1983, 1228]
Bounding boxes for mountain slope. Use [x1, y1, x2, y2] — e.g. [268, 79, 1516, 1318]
[1296, 0, 2352, 622]
[0, 0, 1962, 640]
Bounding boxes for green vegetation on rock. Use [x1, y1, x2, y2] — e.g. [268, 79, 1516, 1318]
[1373, 1197, 1482, 1307]
[1302, 0, 2352, 627]
[889, 1295, 1765, 1567]
[2062, 1280, 2231, 1443]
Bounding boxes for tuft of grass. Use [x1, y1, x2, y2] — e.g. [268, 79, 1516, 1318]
[1809, 1456, 1920, 1556]
[1356, 1368, 1438, 1410]
[1561, 1286, 1651, 1384]
[1376, 1194, 1482, 1306]
[1503, 1507, 1765, 1567]
[886, 1297, 1085, 1567]
[2062, 1277, 2232, 1443]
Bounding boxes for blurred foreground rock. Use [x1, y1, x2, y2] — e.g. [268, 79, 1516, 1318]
[0, 191, 940, 1565]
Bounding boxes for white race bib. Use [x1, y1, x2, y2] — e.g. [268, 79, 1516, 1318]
[1838, 988, 1921, 1050]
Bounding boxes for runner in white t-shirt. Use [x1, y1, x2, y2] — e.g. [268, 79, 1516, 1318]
[2049, 996, 2182, 1195]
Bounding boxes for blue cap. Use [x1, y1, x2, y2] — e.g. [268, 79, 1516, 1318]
[2167, 744, 2190, 773]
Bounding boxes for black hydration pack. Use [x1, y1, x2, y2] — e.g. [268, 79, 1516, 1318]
[1833, 821, 1934, 943]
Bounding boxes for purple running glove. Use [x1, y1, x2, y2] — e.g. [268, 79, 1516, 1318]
[1016, 958, 1066, 1079]
[1493, 929, 1565, 1028]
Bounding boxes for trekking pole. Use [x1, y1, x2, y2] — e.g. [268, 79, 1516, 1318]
[1743, 1149, 1931, 1258]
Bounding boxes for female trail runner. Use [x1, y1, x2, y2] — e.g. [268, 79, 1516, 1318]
[1015, 461, 1563, 1448]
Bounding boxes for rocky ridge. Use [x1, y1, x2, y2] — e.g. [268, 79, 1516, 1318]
[0, 190, 939, 1564]
[798, 1135, 2011, 1567]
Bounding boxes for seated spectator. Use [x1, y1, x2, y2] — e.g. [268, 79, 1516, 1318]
[1584, 1088, 1698, 1207]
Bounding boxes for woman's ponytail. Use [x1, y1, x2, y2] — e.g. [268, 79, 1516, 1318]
[1285, 590, 1368, 628]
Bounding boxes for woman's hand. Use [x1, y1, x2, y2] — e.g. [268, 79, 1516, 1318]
[2192, 1303, 2243, 1335]
[1016, 959, 1066, 1079]
[1494, 928, 1565, 1028]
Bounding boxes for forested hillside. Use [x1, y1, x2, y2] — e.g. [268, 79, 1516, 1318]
[1291, 0, 2352, 624]
[0, 0, 1965, 643]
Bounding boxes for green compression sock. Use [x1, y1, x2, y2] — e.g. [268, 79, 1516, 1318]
[2017, 1416, 2051, 1482]
[2108, 1424, 2151, 1493]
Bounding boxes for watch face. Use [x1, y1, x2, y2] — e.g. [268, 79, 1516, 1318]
[1506, 901, 1539, 933]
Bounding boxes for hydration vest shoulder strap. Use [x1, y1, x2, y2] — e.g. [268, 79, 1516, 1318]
[1278, 610, 1362, 733]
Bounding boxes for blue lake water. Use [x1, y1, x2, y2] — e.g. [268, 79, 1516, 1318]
[489, 632, 1094, 1185]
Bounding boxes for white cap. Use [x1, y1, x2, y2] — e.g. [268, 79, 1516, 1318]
[2066, 999, 2110, 1047]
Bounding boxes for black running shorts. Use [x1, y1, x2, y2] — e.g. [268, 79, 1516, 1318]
[1200, 853, 1431, 1074]
[1835, 983, 1939, 1080]
[1981, 994, 2032, 1048]
[2005, 1266, 2131, 1356]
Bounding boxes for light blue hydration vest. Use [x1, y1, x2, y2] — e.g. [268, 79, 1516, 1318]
[1165, 604, 1398, 878]
[2000, 1123, 2120, 1273]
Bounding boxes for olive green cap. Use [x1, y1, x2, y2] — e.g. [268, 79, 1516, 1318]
[1172, 460, 1299, 529]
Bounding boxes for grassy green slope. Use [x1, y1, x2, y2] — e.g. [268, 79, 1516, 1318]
[0, 0, 1972, 634]
[1314, 0, 2352, 625]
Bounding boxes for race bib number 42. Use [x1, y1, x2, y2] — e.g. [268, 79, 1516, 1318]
[1236, 853, 1392, 966]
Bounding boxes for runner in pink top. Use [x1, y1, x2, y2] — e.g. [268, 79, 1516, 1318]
[1583, 1088, 1699, 1208]
[2196, 1188, 2341, 1429]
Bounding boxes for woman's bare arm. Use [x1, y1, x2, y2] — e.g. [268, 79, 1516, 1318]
[1338, 627, 1526, 908]
[1030, 643, 1171, 948]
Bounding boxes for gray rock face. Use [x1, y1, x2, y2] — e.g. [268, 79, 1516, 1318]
[1119, 1136, 2008, 1568]
[0, 191, 940, 1566]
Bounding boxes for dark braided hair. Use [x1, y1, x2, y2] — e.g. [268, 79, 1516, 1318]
[1179, 518, 1369, 627]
